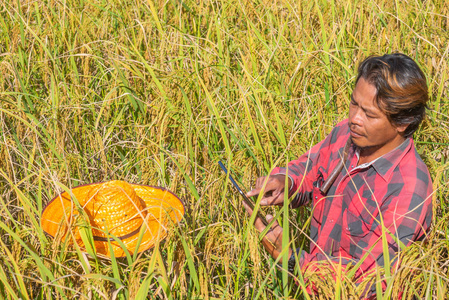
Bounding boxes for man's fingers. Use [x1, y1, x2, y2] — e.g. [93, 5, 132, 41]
[255, 176, 267, 188]
[247, 178, 275, 197]
[266, 214, 274, 223]
[241, 199, 253, 215]
[260, 215, 283, 252]
[245, 208, 283, 252]
[264, 214, 281, 230]
[242, 201, 269, 232]
[248, 184, 282, 199]
[246, 187, 261, 197]
[260, 195, 275, 206]
[260, 193, 284, 206]
[247, 182, 277, 197]
[253, 215, 267, 232]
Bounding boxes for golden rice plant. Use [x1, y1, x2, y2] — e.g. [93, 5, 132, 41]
[0, 0, 448, 298]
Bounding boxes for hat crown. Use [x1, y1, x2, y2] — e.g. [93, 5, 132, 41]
[84, 180, 147, 238]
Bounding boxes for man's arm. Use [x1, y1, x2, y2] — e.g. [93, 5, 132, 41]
[245, 189, 431, 284]
[246, 120, 350, 207]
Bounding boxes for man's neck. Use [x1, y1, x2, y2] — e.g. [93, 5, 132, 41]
[357, 136, 407, 166]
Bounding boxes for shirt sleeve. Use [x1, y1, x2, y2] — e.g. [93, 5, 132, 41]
[271, 121, 348, 208]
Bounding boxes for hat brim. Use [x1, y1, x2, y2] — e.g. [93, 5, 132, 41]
[41, 182, 185, 258]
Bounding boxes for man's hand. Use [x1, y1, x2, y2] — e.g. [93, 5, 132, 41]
[241, 200, 292, 262]
[246, 174, 291, 206]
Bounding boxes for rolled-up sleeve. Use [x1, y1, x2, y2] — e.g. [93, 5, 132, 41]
[271, 121, 348, 208]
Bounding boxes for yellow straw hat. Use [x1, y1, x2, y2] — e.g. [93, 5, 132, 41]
[41, 180, 185, 258]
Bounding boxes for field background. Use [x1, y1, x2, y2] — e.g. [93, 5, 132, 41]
[0, 0, 448, 299]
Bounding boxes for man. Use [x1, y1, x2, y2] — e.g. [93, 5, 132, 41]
[245, 53, 432, 296]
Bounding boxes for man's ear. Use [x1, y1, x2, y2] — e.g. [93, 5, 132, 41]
[396, 123, 408, 134]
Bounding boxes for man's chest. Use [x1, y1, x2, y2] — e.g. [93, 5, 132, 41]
[310, 152, 397, 247]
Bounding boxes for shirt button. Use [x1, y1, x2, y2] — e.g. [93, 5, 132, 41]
[351, 165, 354, 168]
[315, 196, 318, 199]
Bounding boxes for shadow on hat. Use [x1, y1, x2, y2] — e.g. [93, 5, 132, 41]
[41, 180, 185, 258]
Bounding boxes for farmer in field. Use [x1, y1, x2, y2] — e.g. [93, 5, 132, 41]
[245, 53, 432, 295]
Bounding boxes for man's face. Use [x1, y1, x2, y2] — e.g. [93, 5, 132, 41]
[348, 77, 406, 160]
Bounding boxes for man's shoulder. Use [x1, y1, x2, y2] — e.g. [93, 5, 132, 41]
[376, 140, 432, 214]
[396, 140, 432, 197]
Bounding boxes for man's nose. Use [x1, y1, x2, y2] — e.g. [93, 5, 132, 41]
[350, 108, 363, 126]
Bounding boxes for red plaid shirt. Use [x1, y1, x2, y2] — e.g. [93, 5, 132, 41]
[273, 119, 432, 283]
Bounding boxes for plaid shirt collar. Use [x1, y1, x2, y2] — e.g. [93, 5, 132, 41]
[352, 137, 413, 182]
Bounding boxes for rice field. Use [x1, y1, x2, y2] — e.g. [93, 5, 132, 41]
[0, 0, 448, 299]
